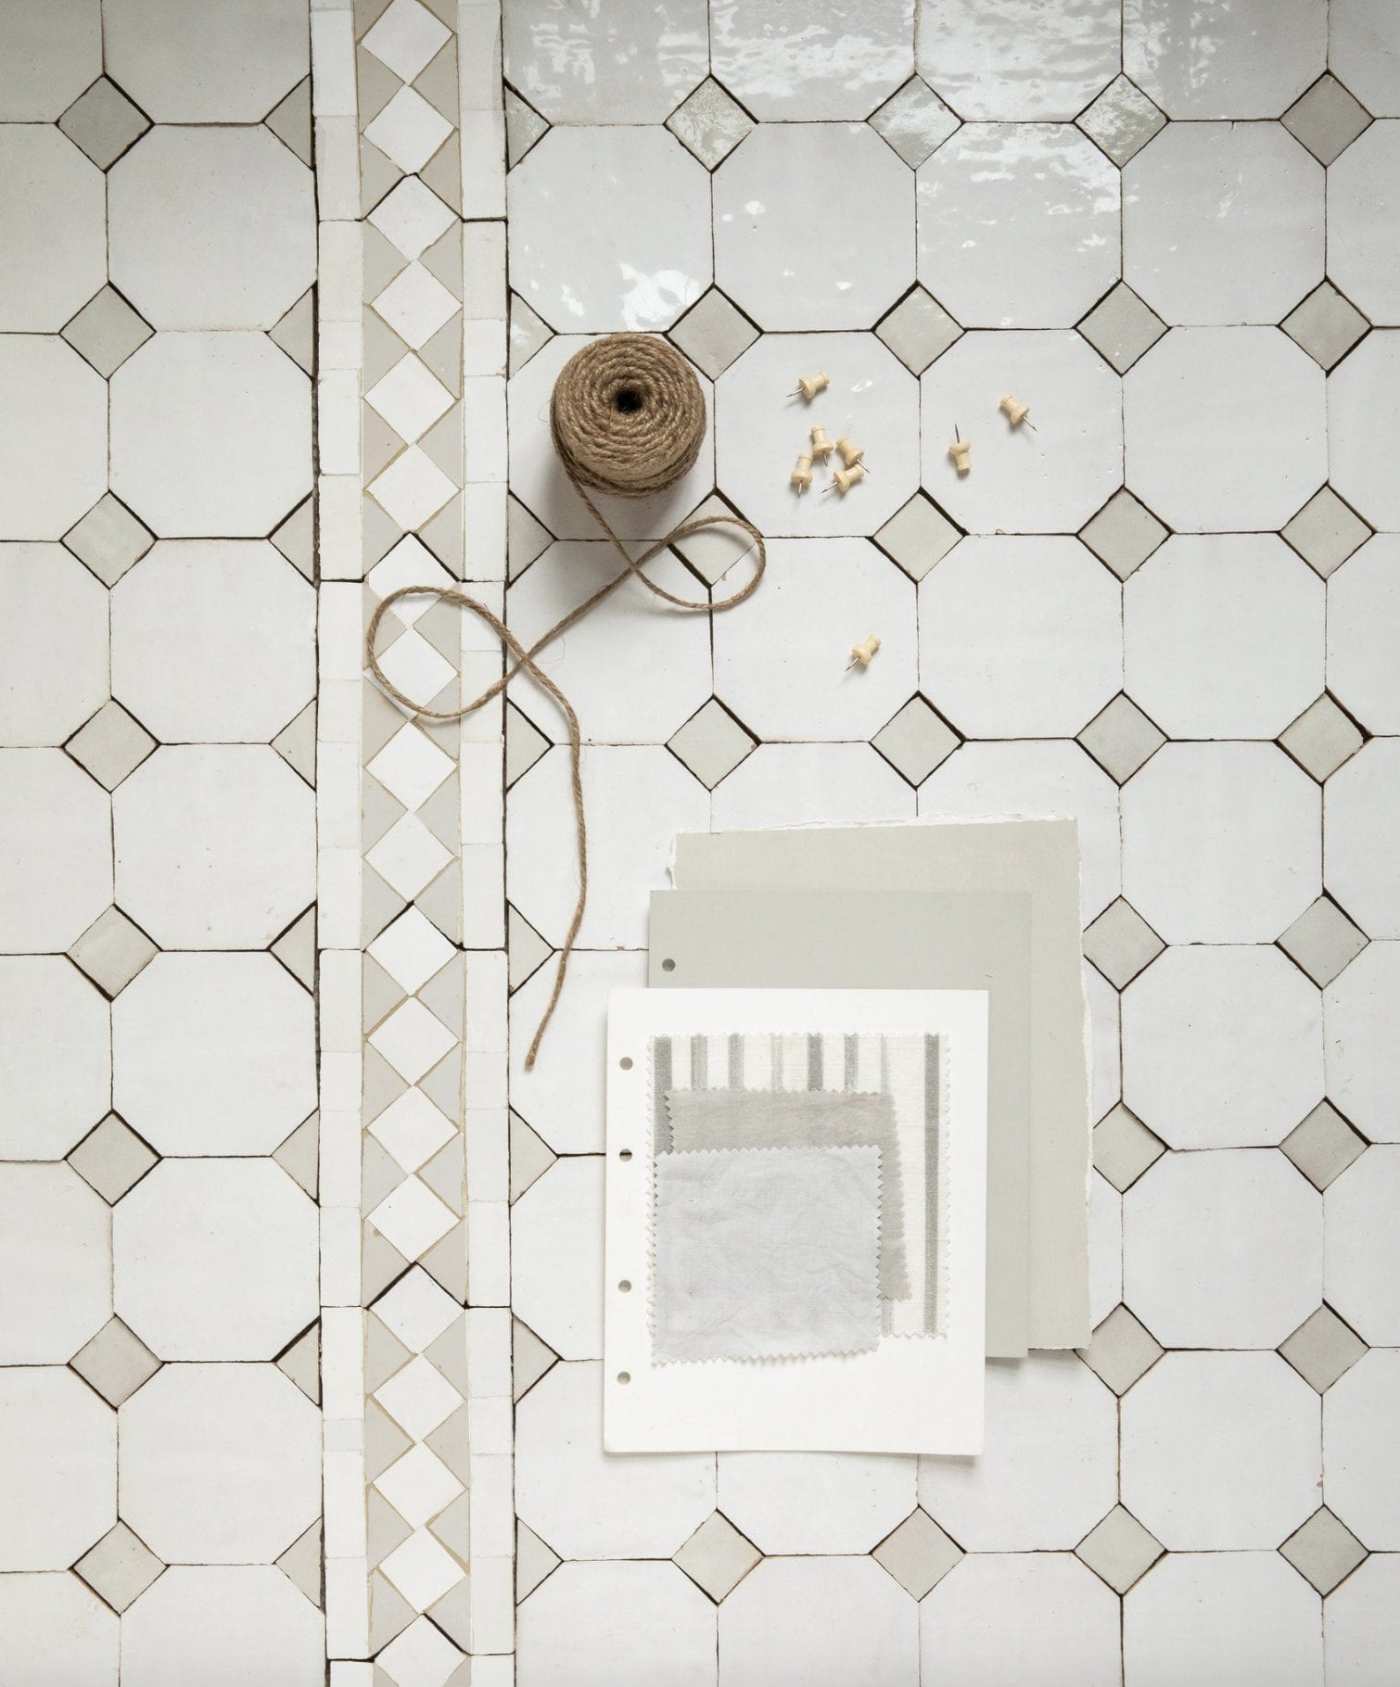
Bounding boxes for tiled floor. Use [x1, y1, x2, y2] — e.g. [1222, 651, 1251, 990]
[3, 0, 1398, 1682]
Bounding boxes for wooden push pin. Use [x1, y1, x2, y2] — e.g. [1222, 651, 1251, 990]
[835, 436, 865, 469]
[809, 424, 835, 464]
[823, 463, 867, 497]
[789, 372, 830, 403]
[947, 424, 971, 476]
[790, 453, 814, 494]
[846, 633, 881, 671]
[998, 393, 1037, 430]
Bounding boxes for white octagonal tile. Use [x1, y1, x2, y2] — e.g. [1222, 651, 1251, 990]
[103, 0, 309, 121]
[1330, 332, 1400, 532]
[1331, 0, 1400, 116]
[0, 1163, 110, 1363]
[722, 1556, 918, 1687]
[918, 0, 1119, 119]
[0, 542, 109, 747]
[1328, 120, 1400, 326]
[121, 1565, 322, 1687]
[1124, 0, 1324, 117]
[1326, 1554, 1400, 1687]
[0, 337, 107, 539]
[518, 1560, 715, 1687]
[1325, 942, 1400, 1143]
[510, 1156, 603, 1360]
[0, 0, 102, 119]
[1325, 738, 1400, 938]
[720, 1451, 915, 1556]
[1325, 1348, 1400, 1548]
[504, 0, 706, 122]
[0, 126, 106, 331]
[0, 1366, 114, 1571]
[713, 742, 914, 832]
[712, 0, 914, 120]
[0, 955, 110, 1159]
[0, 749, 112, 954]
[1325, 1147, 1400, 1347]
[0, 1572, 116, 1687]
[1327, 536, 1400, 734]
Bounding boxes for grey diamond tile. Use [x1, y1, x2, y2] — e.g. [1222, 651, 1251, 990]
[1281, 282, 1370, 371]
[509, 1110, 556, 1202]
[507, 905, 552, 992]
[517, 1519, 561, 1602]
[1282, 74, 1372, 167]
[276, 1519, 323, 1607]
[872, 1507, 962, 1599]
[872, 696, 960, 786]
[66, 700, 157, 790]
[673, 1512, 762, 1603]
[59, 76, 151, 170]
[272, 906, 317, 991]
[666, 76, 753, 170]
[273, 700, 317, 786]
[671, 493, 759, 586]
[668, 698, 756, 789]
[70, 1316, 161, 1406]
[74, 1521, 165, 1613]
[512, 1318, 558, 1402]
[62, 494, 154, 587]
[67, 1114, 159, 1205]
[265, 75, 313, 167]
[1283, 487, 1373, 579]
[1278, 895, 1368, 987]
[1079, 489, 1168, 581]
[505, 87, 549, 168]
[68, 905, 159, 997]
[1084, 898, 1165, 989]
[1078, 282, 1167, 374]
[505, 700, 551, 786]
[506, 494, 553, 581]
[1093, 1103, 1166, 1192]
[272, 497, 315, 581]
[276, 1324, 321, 1404]
[1279, 1303, 1368, 1391]
[869, 76, 960, 169]
[1280, 1507, 1367, 1594]
[1078, 1304, 1163, 1394]
[1278, 694, 1364, 782]
[875, 288, 962, 375]
[61, 285, 154, 377]
[1076, 1505, 1164, 1593]
[269, 289, 315, 375]
[1077, 74, 1165, 167]
[1079, 694, 1166, 784]
[874, 493, 961, 581]
[1281, 1102, 1368, 1192]
[669, 288, 758, 380]
[509, 293, 553, 376]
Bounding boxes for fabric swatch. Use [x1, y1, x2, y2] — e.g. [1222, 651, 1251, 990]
[651, 1145, 882, 1364]
[666, 1086, 910, 1302]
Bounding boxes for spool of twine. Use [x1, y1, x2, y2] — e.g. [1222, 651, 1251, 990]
[366, 333, 766, 1068]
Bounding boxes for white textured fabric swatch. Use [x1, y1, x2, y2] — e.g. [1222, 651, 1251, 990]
[651, 1145, 882, 1363]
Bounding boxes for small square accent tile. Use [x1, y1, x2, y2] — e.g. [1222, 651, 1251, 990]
[875, 288, 962, 375]
[363, 84, 454, 176]
[1281, 282, 1370, 371]
[370, 1174, 458, 1259]
[505, 88, 549, 169]
[1084, 898, 1165, 989]
[1279, 1507, 1367, 1595]
[68, 1114, 160, 1204]
[67, 905, 158, 998]
[362, 0, 451, 84]
[1075, 1505, 1164, 1594]
[1278, 1303, 1368, 1391]
[1076, 74, 1165, 167]
[369, 176, 458, 262]
[62, 495, 155, 587]
[1078, 282, 1167, 374]
[1281, 487, 1372, 579]
[1079, 694, 1166, 784]
[869, 77, 960, 169]
[668, 288, 758, 380]
[369, 998, 457, 1084]
[59, 76, 151, 170]
[1078, 1303, 1163, 1394]
[874, 493, 961, 581]
[1278, 694, 1364, 782]
[1078, 489, 1168, 581]
[61, 286, 153, 377]
[673, 1512, 762, 1603]
[1277, 895, 1368, 987]
[65, 701, 158, 790]
[668, 698, 756, 789]
[1282, 74, 1372, 167]
[872, 696, 960, 786]
[74, 1522, 165, 1613]
[1280, 1102, 1367, 1192]
[872, 1508, 963, 1600]
[666, 77, 754, 170]
[69, 1316, 161, 1407]
[373, 263, 461, 350]
[1093, 1104, 1166, 1192]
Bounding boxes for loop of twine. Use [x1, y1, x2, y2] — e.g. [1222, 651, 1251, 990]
[365, 333, 765, 1069]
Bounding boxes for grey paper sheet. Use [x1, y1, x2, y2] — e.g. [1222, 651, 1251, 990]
[666, 820, 1091, 1350]
[650, 887, 1033, 1356]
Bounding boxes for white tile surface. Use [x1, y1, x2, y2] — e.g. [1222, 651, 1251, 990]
[0, 1573, 117, 1687]
[0, 126, 105, 331]
[1325, 1555, 1400, 1687]
[504, 0, 707, 121]
[0, 956, 110, 1159]
[1328, 537, 1400, 734]
[919, 1354, 1115, 1549]
[1122, 945, 1323, 1148]
[714, 124, 913, 331]
[1325, 1149, 1400, 1347]
[1331, 0, 1400, 116]
[1325, 943, 1400, 1143]
[0, 749, 112, 953]
[510, 1155, 604, 1359]
[721, 1556, 918, 1687]
[120, 1566, 323, 1687]
[518, 1561, 715, 1687]
[1328, 123, 1400, 326]
[0, 1165, 109, 1364]
[720, 1453, 914, 1555]
[1124, 1149, 1321, 1347]
[1121, 1351, 1319, 1548]
[1124, 0, 1325, 118]
[0, 542, 109, 747]
[713, 0, 915, 119]
[0, 337, 107, 540]
[0, 0, 102, 119]
[104, 0, 309, 120]
[0, 1366, 114, 1571]
[1325, 1348, 1400, 1548]
[1329, 332, 1400, 532]
[918, 0, 1120, 119]
[917, 124, 1119, 328]
[1325, 739, 1400, 939]
[713, 742, 914, 831]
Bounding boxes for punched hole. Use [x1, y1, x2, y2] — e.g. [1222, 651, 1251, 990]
[617, 1371, 632, 1385]
[619, 1056, 634, 1070]
[661, 957, 676, 972]
[613, 385, 643, 414]
[618, 1279, 632, 1293]
[619, 1149, 633, 1161]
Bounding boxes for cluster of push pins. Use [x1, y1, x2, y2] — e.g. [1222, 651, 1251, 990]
[948, 393, 1037, 476]
[787, 372, 868, 498]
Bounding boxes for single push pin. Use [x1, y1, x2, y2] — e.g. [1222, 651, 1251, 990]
[823, 463, 867, 497]
[809, 424, 835, 464]
[947, 424, 971, 476]
[846, 633, 881, 671]
[790, 453, 814, 494]
[789, 372, 830, 403]
[835, 436, 866, 469]
[998, 393, 1037, 431]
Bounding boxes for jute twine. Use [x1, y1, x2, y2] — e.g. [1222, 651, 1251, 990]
[365, 334, 766, 1069]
